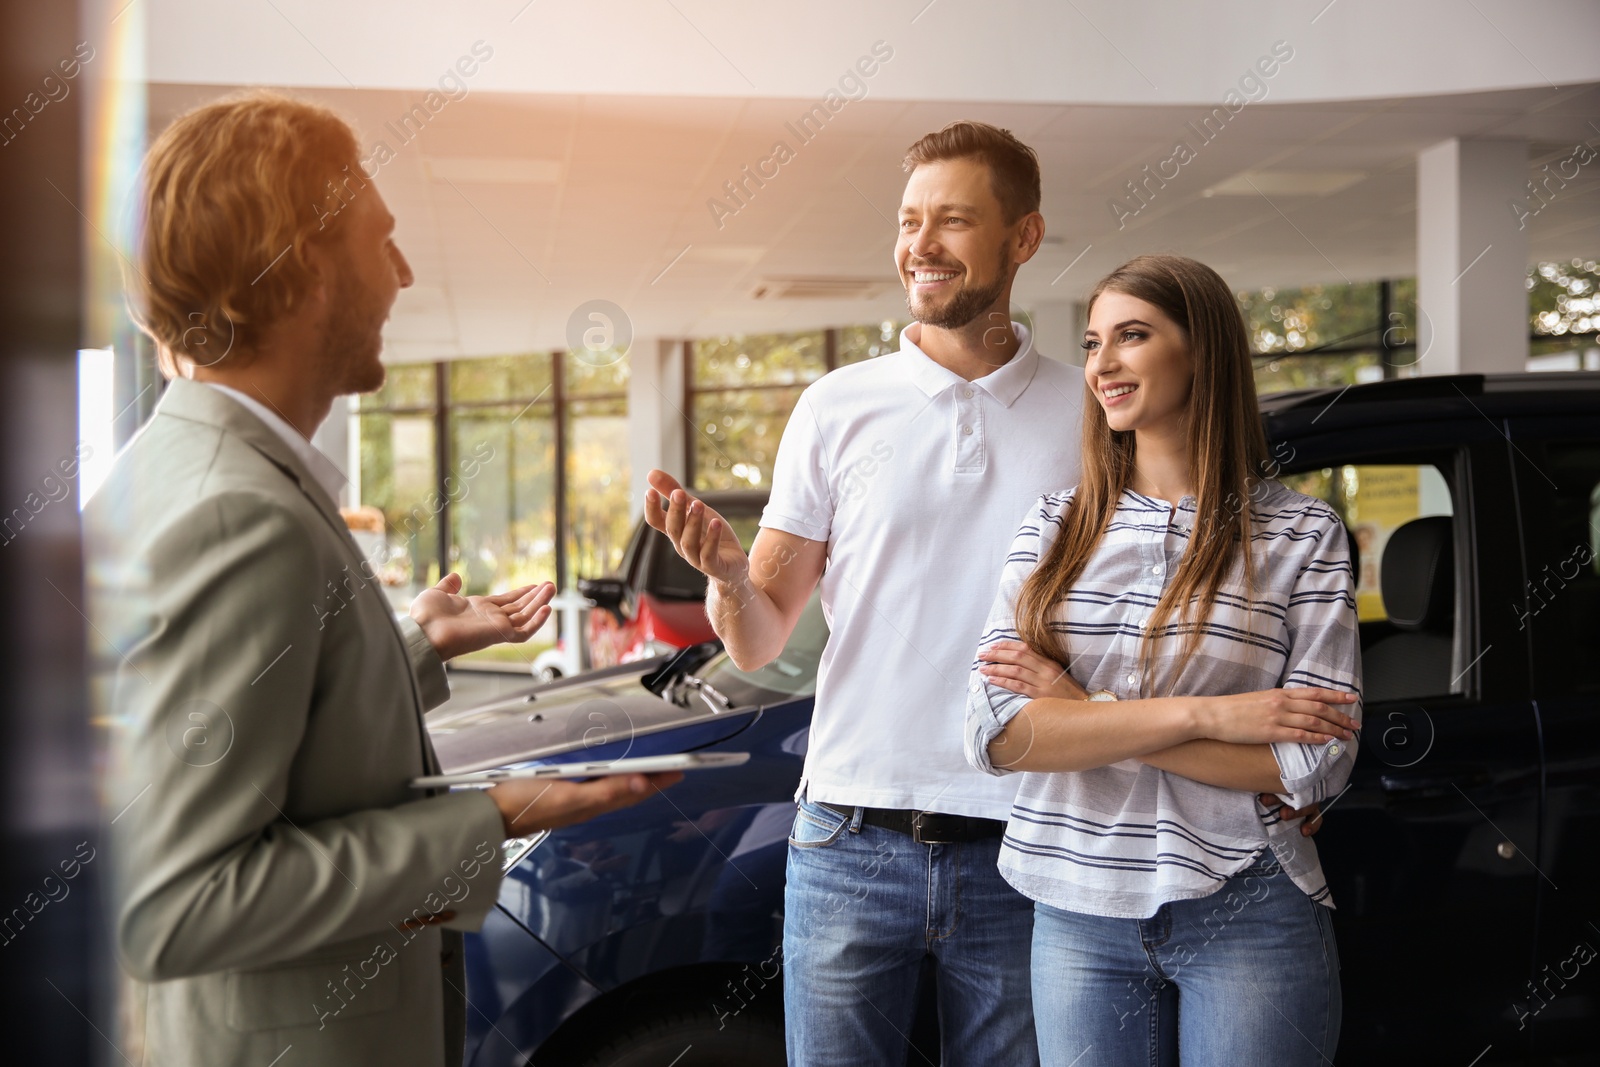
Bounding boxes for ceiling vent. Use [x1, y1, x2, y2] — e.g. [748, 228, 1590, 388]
[750, 276, 890, 300]
[1203, 169, 1366, 197]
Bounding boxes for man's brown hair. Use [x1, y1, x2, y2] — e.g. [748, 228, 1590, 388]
[902, 120, 1041, 222]
[129, 90, 365, 378]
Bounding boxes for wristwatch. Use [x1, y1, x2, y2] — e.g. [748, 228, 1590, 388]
[1087, 689, 1119, 702]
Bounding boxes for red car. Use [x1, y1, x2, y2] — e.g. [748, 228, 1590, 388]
[578, 489, 766, 669]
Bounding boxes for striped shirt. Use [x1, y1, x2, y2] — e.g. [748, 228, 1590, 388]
[964, 482, 1362, 919]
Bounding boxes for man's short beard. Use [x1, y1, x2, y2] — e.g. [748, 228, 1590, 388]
[325, 263, 388, 395]
[906, 250, 1012, 330]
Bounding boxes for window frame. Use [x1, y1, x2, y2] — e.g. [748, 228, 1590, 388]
[355, 350, 628, 601]
[684, 328, 838, 490]
[1274, 421, 1525, 708]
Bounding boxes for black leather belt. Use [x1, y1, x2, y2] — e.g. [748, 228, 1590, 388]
[819, 802, 1006, 845]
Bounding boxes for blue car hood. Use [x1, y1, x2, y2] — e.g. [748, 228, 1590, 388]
[426, 663, 756, 774]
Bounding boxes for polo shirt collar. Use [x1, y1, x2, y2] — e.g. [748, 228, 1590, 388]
[897, 320, 1041, 408]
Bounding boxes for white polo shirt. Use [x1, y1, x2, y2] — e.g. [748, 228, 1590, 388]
[761, 321, 1084, 820]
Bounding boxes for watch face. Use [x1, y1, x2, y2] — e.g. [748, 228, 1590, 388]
[1089, 690, 1117, 702]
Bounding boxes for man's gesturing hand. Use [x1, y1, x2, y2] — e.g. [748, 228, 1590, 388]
[488, 772, 685, 839]
[410, 574, 555, 661]
[643, 470, 750, 586]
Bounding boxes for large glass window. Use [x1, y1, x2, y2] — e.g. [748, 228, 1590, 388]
[686, 323, 905, 490]
[837, 319, 907, 366]
[567, 395, 630, 583]
[1237, 260, 1600, 391]
[355, 364, 439, 610]
[689, 385, 803, 491]
[353, 351, 629, 665]
[1239, 279, 1409, 395]
[1528, 258, 1600, 372]
[689, 330, 827, 490]
[447, 354, 557, 600]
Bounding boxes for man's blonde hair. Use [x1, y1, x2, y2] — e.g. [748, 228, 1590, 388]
[129, 90, 365, 377]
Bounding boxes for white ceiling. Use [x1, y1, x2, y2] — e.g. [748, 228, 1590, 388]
[140, 0, 1600, 362]
[149, 0, 1600, 106]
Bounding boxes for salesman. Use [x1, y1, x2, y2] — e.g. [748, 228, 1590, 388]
[86, 90, 679, 1067]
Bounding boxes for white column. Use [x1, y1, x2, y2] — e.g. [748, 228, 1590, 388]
[1416, 138, 1529, 376]
[1026, 300, 1087, 367]
[627, 337, 687, 520]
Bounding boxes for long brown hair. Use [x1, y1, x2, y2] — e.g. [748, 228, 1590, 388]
[1014, 254, 1272, 696]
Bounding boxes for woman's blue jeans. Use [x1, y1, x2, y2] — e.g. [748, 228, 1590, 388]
[1030, 854, 1342, 1066]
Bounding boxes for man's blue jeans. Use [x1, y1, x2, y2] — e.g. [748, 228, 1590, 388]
[782, 797, 1039, 1066]
[1030, 854, 1342, 1066]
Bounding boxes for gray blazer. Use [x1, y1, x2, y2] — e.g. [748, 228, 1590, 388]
[87, 379, 506, 1067]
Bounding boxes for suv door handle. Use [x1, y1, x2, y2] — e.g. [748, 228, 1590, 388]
[1379, 768, 1491, 794]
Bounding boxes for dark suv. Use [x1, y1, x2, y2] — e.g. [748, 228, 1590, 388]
[442, 372, 1600, 1067]
[1261, 370, 1600, 1065]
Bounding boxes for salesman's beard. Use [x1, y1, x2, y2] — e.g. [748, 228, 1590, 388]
[324, 266, 390, 397]
[905, 248, 1011, 330]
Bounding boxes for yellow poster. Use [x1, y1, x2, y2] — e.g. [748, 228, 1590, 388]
[1344, 465, 1420, 622]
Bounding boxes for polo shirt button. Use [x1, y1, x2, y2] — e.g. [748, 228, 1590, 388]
[1151, 564, 1164, 575]
[962, 388, 974, 398]
[962, 425, 973, 435]
[1126, 672, 1137, 685]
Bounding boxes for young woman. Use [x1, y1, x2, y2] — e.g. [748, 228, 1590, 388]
[964, 254, 1361, 1065]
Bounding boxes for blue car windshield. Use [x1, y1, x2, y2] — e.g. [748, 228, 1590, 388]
[693, 591, 827, 705]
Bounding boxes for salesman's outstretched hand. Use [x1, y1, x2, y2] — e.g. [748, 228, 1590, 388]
[642, 470, 750, 586]
[488, 772, 685, 838]
[410, 573, 555, 661]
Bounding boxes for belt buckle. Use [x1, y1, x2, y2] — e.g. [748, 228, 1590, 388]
[911, 811, 958, 845]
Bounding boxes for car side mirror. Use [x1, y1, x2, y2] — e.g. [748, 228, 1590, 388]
[578, 577, 629, 622]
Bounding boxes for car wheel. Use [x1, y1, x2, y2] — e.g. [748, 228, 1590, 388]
[536, 665, 563, 683]
[570, 1003, 785, 1067]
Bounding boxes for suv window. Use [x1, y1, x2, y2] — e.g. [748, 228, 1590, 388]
[1281, 461, 1460, 701]
[616, 520, 649, 588]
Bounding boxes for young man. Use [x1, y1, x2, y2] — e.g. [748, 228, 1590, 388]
[87, 92, 678, 1067]
[645, 122, 1078, 1066]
